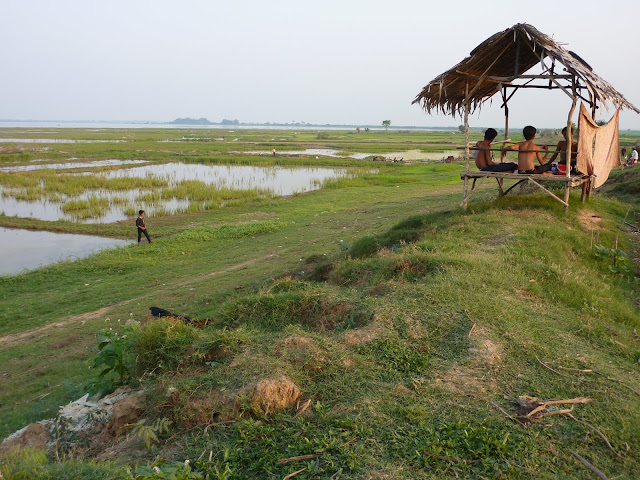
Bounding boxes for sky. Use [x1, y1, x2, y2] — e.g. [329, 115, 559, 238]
[2, 0, 639, 129]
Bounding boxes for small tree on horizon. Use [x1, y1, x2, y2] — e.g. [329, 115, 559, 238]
[458, 125, 465, 133]
[382, 120, 391, 131]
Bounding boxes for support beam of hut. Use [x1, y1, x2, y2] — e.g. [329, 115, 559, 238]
[564, 76, 578, 212]
[539, 55, 575, 101]
[463, 81, 470, 208]
[501, 85, 509, 142]
[528, 178, 570, 207]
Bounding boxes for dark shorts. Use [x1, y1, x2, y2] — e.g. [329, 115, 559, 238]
[481, 162, 517, 172]
[519, 163, 553, 174]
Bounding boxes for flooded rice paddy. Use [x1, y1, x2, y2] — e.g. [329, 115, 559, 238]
[0, 227, 131, 275]
[0, 159, 147, 172]
[0, 160, 355, 222]
[244, 148, 459, 161]
[0, 138, 127, 143]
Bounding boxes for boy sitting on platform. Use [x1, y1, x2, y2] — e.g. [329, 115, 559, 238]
[547, 126, 578, 167]
[502, 125, 550, 174]
[474, 128, 517, 172]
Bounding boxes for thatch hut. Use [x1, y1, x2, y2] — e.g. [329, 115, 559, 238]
[413, 23, 639, 210]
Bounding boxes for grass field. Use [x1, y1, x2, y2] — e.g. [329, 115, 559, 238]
[1, 128, 639, 479]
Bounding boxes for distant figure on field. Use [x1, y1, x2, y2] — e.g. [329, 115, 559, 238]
[547, 127, 578, 167]
[502, 125, 549, 174]
[621, 146, 627, 160]
[136, 210, 151, 245]
[272, 148, 276, 156]
[626, 147, 638, 167]
[474, 128, 517, 172]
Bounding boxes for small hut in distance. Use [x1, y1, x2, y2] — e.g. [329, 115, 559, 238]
[412, 23, 639, 210]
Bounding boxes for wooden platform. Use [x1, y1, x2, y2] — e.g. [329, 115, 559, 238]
[461, 171, 593, 211]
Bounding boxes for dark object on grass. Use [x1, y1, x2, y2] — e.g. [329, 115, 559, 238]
[150, 306, 192, 320]
[149, 306, 209, 328]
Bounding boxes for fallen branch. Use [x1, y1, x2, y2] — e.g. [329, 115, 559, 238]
[468, 323, 476, 337]
[521, 397, 593, 418]
[489, 400, 527, 426]
[557, 366, 593, 373]
[567, 448, 608, 480]
[535, 355, 568, 377]
[282, 468, 306, 480]
[278, 454, 322, 465]
[538, 407, 573, 418]
[294, 399, 312, 418]
[592, 371, 640, 397]
[565, 413, 621, 458]
[203, 420, 236, 435]
[424, 451, 481, 464]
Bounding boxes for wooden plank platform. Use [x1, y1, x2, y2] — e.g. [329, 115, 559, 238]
[461, 171, 590, 187]
[460, 171, 594, 211]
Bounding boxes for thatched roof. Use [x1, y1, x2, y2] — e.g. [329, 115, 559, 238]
[412, 23, 640, 117]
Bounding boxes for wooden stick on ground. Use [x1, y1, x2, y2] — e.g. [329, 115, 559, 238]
[424, 451, 481, 464]
[567, 448, 609, 480]
[294, 399, 312, 418]
[278, 454, 322, 465]
[565, 413, 621, 458]
[535, 355, 569, 377]
[282, 468, 306, 480]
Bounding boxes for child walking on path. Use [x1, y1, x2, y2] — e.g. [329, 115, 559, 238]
[136, 210, 151, 245]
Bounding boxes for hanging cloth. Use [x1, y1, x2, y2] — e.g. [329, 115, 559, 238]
[577, 103, 620, 188]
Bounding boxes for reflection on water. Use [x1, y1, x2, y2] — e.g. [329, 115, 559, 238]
[101, 163, 349, 196]
[243, 148, 456, 161]
[0, 162, 352, 223]
[0, 159, 147, 172]
[0, 227, 131, 275]
[0, 138, 127, 143]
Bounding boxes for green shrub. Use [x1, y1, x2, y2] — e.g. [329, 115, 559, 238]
[133, 319, 199, 373]
[86, 325, 136, 394]
[0, 448, 125, 480]
[219, 287, 370, 332]
[358, 338, 429, 378]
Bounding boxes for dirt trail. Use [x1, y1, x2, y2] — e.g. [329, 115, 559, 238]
[0, 252, 284, 348]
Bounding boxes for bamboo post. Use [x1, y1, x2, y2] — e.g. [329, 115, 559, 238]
[502, 84, 509, 163]
[564, 76, 578, 212]
[462, 81, 470, 209]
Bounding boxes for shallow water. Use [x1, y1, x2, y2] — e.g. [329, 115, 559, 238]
[0, 227, 131, 275]
[0, 163, 351, 222]
[0, 138, 127, 143]
[0, 159, 147, 172]
[100, 163, 350, 196]
[244, 148, 459, 161]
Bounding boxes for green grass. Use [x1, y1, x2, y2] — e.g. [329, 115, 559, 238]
[1, 128, 639, 479]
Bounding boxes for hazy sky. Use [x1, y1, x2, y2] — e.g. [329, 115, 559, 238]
[2, 0, 639, 129]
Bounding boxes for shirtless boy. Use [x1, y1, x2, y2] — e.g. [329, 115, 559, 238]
[547, 127, 577, 166]
[474, 128, 517, 172]
[502, 125, 549, 174]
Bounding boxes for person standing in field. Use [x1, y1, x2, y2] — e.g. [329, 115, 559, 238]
[136, 210, 151, 245]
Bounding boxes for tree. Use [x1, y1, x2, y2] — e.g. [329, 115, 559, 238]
[458, 125, 465, 133]
[382, 120, 391, 131]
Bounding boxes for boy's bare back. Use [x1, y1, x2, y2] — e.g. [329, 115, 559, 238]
[513, 140, 546, 171]
[502, 126, 548, 172]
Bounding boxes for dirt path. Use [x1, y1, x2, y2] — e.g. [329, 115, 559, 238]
[0, 251, 284, 348]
